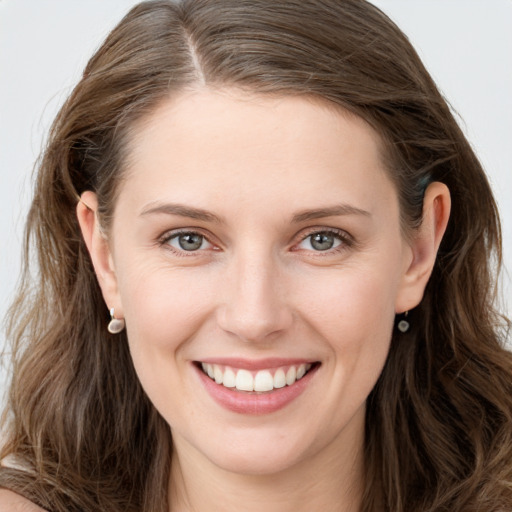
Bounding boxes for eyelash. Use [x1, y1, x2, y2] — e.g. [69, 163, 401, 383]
[293, 227, 354, 256]
[157, 227, 354, 257]
[158, 229, 217, 257]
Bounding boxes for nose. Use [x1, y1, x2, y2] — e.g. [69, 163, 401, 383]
[216, 252, 293, 343]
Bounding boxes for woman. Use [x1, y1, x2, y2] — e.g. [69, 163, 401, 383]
[1, 1, 511, 511]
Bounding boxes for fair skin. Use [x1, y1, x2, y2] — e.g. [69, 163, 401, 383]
[0, 89, 450, 512]
[0, 490, 46, 512]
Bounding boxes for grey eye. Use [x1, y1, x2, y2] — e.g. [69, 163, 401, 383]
[310, 232, 335, 251]
[169, 233, 207, 251]
[297, 231, 343, 252]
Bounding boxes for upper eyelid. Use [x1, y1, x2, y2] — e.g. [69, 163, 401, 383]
[159, 227, 214, 243]
[295, 226, 352, 242]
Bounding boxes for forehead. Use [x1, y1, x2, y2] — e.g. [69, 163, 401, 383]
[119, 88, 396, 218]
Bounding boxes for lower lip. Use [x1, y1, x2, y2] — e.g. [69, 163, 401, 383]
[194, 364, 319, 415]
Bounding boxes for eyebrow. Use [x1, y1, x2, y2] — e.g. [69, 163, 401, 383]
[140, 202, 224, 223]
[292, 204, 371, 223]
[139, 202, 371, 224]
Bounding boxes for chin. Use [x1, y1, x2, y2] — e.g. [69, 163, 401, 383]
[185, 421, 328, 477]
[206, 446, 306, 477]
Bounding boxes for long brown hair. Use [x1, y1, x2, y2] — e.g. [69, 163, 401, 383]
[1, 1, 511, 510]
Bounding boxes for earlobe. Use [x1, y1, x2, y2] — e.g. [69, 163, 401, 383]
[395, 182, 451, 313]
[76, 191, 123, 317]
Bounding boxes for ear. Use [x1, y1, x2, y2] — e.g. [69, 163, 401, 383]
[76, 191, 123, 318]
[395, 182, 451, 313]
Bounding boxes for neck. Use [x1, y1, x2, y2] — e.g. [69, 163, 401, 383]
[168, 427, 364, 512]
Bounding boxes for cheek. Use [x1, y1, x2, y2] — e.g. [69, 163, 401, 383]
[293, 264, 399, 343]
[289, 253, 403, 407]
[114, 262, 221, 423]
[295, 267, 398, 417]
[117, 260, 219, 351]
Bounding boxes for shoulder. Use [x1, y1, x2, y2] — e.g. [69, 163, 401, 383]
[0, 489, 46, 511]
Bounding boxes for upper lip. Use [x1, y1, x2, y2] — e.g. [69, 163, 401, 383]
[196, 357, 318, 371]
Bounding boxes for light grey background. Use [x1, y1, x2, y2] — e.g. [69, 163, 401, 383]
[1, 1, 511, 398]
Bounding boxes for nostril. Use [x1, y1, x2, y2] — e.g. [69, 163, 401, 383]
[216, 304, 293, 344]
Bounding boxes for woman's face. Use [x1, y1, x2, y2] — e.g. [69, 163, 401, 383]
[97, 89, 423, 475]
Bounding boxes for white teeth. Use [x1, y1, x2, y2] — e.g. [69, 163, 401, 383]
[285, 366, 297, 385]
[296, 364, 306, 380]
[254, 370, 274, 392]
[235, 369, 254, 391]
[223, 367, 236, 388]
[201, 362, 314, 391]
[213, 365, 223, 384]
[273, 368, 286, 389]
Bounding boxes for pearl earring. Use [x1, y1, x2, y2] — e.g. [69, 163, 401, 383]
[107, 307, 125, 334]
[397, 311, 410, 333]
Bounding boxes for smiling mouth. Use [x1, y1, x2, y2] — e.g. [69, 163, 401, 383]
[196, 362, 320, 393]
